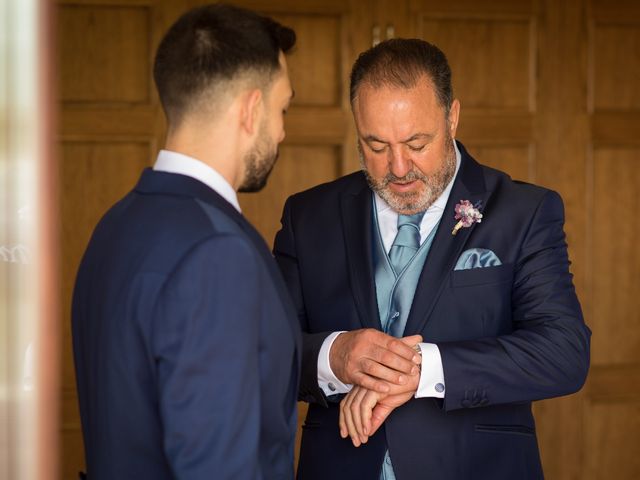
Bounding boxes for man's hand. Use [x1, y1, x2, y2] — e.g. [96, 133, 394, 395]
[339, 372, 419, 447]
[329, 329, 422, 394]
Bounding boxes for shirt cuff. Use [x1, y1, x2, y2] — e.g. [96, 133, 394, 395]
[415, 343, 445, 398]
[317, 331, 352, 396]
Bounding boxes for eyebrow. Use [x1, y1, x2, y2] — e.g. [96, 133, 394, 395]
[363, 133, 434, 144]
[403, 133, 434, 142]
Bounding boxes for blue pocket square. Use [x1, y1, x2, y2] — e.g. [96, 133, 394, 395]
[454, 248, 502, 270]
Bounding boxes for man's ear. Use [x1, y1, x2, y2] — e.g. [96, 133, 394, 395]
[239, 88, 263, 136]
[448, 99, 460, 138]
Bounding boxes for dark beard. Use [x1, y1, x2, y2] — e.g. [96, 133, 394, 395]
[238, 127, 279, 193]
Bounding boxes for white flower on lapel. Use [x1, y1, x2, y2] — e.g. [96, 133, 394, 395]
[452, 200, 483, 236]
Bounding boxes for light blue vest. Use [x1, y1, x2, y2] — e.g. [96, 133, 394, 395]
[372, 199, 438, 480]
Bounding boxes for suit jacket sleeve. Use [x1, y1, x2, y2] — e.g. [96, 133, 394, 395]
[274, 198, 332, 406]
[439, 190, 591, 411]
[152, 235, 263, 478]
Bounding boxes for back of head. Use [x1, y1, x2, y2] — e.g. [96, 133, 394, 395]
[153, 3, 296, 127]
[350, 38, 453, 115]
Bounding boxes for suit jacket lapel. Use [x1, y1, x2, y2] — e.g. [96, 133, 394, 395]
[340, 176, 381, 330]
[404, 145, 492, 336]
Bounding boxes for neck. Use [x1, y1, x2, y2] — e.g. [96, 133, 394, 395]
[164, 124, 243, 190]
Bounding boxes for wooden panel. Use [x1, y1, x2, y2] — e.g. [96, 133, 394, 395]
[465, 144, 532, 182]
[61, 428, 85, 480]
[239, 145, 341, 245]
[410, 0, 536, 16]
[591, 22, 640, 111]
[456, 113, 532, 143]
[60, 389, 84, 480]
[584, 364, 640, 400]
[238, 0, 349, 15]
[59, 140, 153, 389]
[58, 4, 151, 104]
[590, 0, 640, 25]
[592, 112, 640, 146]
[583, 398, 640, 479]
[294, 402, 308, 471]
[284, 107, 347, 144]
[270, 14, 341, 106]
[590, 147, 640, 366]
[60, 107, 161, 137]
[419, 15, 534, 111]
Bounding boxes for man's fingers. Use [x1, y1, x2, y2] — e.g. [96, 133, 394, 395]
[360, 358, 411, 385]
[339, 398, 348, 438]
[371, 345, 420, 376]
[370, 403, 394, 436]
[351, 371, 390, 394]
[361, 390, 379, 436]
[389, 336, 423, 365]
[341, 390, 361, 447]
[349, 387, 369, 444]
[400, 334, 423, 348]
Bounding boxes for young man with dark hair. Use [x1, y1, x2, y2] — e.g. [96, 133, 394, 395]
[72, 4, 300, 479]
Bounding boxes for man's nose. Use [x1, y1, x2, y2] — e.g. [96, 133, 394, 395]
[388, 148, 412, 178]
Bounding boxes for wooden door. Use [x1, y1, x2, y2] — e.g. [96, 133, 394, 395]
[57, 0, 640, 478]
[582, 1, 640, 478]
[56, 0, 371, 477]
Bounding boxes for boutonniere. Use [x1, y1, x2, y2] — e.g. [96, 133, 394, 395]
[452, 200, 483, 235]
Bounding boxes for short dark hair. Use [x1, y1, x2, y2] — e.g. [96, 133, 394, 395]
[350, 38, 453, 114]
[153, 3, 296, 125]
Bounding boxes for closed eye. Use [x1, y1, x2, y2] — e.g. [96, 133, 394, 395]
[407, 144, 425, 152]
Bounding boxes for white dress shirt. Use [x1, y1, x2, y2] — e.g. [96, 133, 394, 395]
[153, 149, 241, 212]
[317, 141, 462, 399]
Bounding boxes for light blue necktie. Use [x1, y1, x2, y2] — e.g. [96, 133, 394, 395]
[388, 212, 425, 275]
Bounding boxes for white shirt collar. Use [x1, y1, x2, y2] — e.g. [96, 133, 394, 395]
[153, 149, 241, 212]
[374, 140, 462, 214]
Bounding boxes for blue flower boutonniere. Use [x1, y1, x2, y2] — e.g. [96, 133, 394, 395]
[452, 200, 483, 235]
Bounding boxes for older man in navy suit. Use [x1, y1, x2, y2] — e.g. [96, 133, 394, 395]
[72, 5, 300, 479]
[274, 39, 590, 479]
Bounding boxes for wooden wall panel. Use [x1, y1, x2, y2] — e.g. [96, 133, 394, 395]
[583, 3, 640, 479]
[591, 23, 640, 111]
[583, 398, 640, 479]
[240, 145, 341, 245]
[419, 16, 534, 111]
[58, 4, 151, 104]
[590, 147, 640, 365]
[60, 389, 83, 480]
[59, 140, 153, 319]
[271, 14, 341, 106]
[465, 144, 532, 182]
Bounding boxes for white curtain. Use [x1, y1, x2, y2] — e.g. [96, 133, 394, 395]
[0, 0, 56, 478]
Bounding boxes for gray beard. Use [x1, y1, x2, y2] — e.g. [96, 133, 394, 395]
[360, 138, 457, 214]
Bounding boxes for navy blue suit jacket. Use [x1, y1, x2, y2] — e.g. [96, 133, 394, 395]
[73, 169, 301, 479]
[273, 143, 590, 480]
